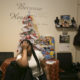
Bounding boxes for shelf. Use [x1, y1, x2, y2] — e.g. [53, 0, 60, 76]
[54, 16, 77, 31]
[55, 24, 77, 31]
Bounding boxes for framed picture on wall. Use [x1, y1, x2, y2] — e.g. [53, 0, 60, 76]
[60, 15, 70, 27]
[59, 35, 70, 43]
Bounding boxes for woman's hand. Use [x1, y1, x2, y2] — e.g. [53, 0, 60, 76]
[20, 42, 28, 55]
[22, 44, 27, 49]
[21, 41, 29, 49]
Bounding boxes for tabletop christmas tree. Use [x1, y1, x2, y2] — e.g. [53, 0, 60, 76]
[17, 15, 41, 53]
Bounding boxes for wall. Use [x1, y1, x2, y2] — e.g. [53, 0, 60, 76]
[75, 0, 80, 62]
[0, 0, 77, 62]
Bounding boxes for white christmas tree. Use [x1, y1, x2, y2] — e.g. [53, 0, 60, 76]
[17, 15, 42, 53]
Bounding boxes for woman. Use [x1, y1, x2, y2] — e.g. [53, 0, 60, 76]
[4, 39, 50, 80]
[16, 39, 50, 80]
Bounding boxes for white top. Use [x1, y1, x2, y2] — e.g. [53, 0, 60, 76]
[16, 50, 44, 77]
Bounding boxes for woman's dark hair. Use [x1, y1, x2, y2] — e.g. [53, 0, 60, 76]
[20, 39, 41, 71]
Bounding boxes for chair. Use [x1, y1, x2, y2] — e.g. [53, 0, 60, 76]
[0, 52, 14, 80]
[0, 52, 14, 66]
[1, 58, 16, 80]
[57, 52, 79, 80]
[0, 68, 2, 80]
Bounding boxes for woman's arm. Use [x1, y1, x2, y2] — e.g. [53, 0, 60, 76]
[16, 49, 28, 67]
[40, 59, 50, 80]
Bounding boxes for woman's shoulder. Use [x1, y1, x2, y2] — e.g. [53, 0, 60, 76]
[35, 50, 42, 54]
[34, 50, 44, 60]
